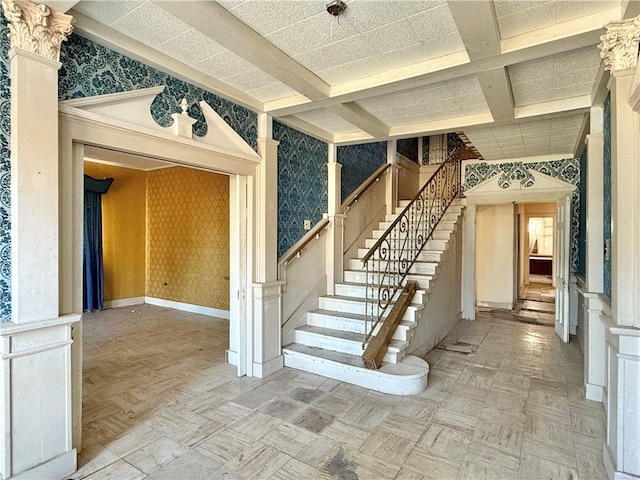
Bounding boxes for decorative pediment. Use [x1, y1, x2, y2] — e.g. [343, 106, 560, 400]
[465, 168, 575, 202]
[59, 86, 261, 162]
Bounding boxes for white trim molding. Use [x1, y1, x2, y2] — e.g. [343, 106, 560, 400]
[145, 297, 230, 320]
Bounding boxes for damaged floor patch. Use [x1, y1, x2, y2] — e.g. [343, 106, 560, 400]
[324, 447, 358, 480]
[437, 341, 477, 354]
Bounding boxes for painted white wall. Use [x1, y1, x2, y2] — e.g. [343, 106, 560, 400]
[397, 155, 420, 200]
[476, 204, 515, 309]
[408, 216, 463, 356]
[343, 172, 387, 267]
[280, 234, 327, 345]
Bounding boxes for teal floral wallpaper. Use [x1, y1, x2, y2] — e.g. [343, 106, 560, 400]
[603, 93, 611, 299]
[0, 13, 10, 322]
[274, 121, 328, 258]
[463, 158, 581, 273]
[59, 33, 258, 148]
[577, 148, 587, 277]
[338, 141, 387, 201]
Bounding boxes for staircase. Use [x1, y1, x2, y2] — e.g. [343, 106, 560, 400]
[282, 199, 464, 395]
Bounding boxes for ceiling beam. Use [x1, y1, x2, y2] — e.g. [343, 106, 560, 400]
[153, 1, 331, 102]
[448, 0, 515, 121]
[447, 0, 501, 61]
[514, 95, 591, 119]
[44, 0, 79, 13]
[477, 68, 515, 121]
[71, 12, 263, 112]
[266, 8, 620, 117]
[327, 102, 389, 138]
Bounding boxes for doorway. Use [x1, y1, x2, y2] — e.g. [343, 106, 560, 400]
[59, 88, 260, 453]
[514, 203, 557, 326]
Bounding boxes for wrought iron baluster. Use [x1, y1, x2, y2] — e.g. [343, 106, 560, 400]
[361, 139, 464, 347]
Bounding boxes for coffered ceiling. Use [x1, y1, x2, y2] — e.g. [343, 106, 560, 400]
[50, 0, 637, 160]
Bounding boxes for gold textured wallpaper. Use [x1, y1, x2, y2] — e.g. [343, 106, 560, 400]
[84, 162, 147, 302]
[146, 167, 230, 310]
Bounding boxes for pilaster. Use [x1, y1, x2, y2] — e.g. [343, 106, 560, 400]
[597, 17, 640, 480]
[0, 1, 75, 477]
[326, 144, 344, 295]
[598, 15, 640, 328]
[252, 113, 283, 377]
[585, 105, 605, 293]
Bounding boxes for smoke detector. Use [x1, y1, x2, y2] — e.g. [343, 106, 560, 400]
[326, 0, 347, 16]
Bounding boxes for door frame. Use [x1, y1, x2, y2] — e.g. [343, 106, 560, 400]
[461, 170, 576, 324]
[59, 97, 259, 450]
[522, 210, 557, 289]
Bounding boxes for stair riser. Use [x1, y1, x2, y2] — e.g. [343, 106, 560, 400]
[376, 221, 457, 233]
[395, 206, 463, 215]
[349, 259, 438, 275]
[356, 248, 443, 263]
[319, 297, 419, 321]
[364, 238, 448, 251]
[334, 283, 426, 303]
[372, 229, 452, 241]
[293, 329, 403, 363]
[343, 271, 433, 290]
[306, 311, 414, 340]
[384, 213, 460, 223]
[282, 350, 429, 396]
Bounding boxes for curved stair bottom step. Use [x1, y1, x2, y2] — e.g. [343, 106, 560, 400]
[283, 344, 429, 395]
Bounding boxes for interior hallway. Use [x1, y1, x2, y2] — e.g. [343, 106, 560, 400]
[515, 281, 556, 327]
[72, 305, 606, 480]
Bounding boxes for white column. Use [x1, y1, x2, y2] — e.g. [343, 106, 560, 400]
[252, 113, 284, 378]
[0, 1, 77, 479]
[599, 17, 640, 328]
[580, 105, 607, 402]
[597, 17, 640, 479]
[585, 105, 605, 293]
[325, 143, 344, 295]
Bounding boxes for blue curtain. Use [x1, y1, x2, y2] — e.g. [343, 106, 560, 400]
[84, 175, 114, 311]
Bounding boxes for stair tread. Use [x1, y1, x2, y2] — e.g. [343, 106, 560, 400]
[310, 308, 367, 321]
[335, 282, 428, 294]
[285, 342, 363, 367]
[284, 343, 428, 377]
[296, 324, 409, 350]
[310, 309, 418, 327]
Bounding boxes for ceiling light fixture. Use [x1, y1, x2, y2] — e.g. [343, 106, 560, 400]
[326, 0, 347, 17]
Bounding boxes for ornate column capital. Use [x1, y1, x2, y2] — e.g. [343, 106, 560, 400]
[598, 16, 640, 73]
[1, 0, 73, 62]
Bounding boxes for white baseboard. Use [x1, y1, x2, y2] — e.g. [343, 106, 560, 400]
[477, 301, 513, 310]
[586, 382, 604, 402]
[253, 355, 284, 379]
[226, 349, 238, 366]
[103, 297, 145, 309]
[603, 444, 639, 480]
[13, 449, 76, 480]
[145, 297, 230, 319]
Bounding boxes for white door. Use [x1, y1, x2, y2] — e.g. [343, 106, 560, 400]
[555, 195, 571, 342]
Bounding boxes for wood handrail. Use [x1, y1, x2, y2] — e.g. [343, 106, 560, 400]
[342, 164, 390, 213]
[278, 218, 330, 269]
